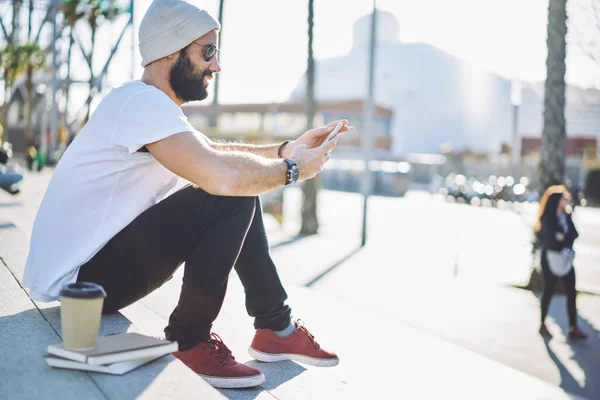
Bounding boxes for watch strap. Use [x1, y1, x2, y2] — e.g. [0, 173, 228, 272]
[277, 140, 291, 159]
[283, 159, 299, 185]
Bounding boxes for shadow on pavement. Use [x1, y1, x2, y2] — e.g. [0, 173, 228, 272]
[218, 360, 306, 399]
[0, 308, 175, 400]
[547, 305, 600, 399]
[0, 222, 16, 229]
[543, 342, 584, 397]
[304, 246, 363, 287]
[0, 201, 22, 207]
[270, 234, 311, 250]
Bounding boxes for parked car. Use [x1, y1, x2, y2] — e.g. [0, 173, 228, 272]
[439, 173, 535, 207]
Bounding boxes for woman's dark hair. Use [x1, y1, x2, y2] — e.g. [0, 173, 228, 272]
[535, 185, 570, 232]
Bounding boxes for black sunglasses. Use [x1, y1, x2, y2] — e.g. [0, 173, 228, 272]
[191, 42, 220, 62]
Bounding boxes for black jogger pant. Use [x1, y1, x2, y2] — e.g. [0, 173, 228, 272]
[77, 185, 292, 350]
[540, 249, 578, 327]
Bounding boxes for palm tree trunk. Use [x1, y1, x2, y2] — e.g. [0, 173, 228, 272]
[24, 0, 34, 146]
[85, 27, 96, 122]
[2, 69, 12, 140]
[529, 0, 569, 293]
[5, 1, 21, 141]
[25, 63, 34, 145]
[64, 32, 74, 128]
[11, 0, 21, 44]
[300, 0, 319, 235]
[28, 0, 33, 40]
[1, 92, 9, 141]
[539, 0, 568, 193]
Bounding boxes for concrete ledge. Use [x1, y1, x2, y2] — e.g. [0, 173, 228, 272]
[0, 223, 224, 400]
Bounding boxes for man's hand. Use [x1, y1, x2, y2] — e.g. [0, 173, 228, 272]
[280, 120, 351, 159]
[288, 136, 338, 182]
[556, 232, 565, 241]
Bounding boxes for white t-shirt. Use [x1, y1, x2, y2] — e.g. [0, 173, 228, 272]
[23, 80, 199, 302]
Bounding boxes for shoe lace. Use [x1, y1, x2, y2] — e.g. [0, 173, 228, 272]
[295, 319, 320, 350]
[206, 333, 235, 362]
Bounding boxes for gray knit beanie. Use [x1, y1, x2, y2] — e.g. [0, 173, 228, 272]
[139, 0, 220, 67]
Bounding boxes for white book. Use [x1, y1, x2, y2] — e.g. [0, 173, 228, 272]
[45, 354, 164, 375]
[47, 333, 178, 365]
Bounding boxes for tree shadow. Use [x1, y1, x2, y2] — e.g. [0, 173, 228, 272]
[218, 361, 307, 399]
[270, 234, 312, 250]
[304, 246, 363, 287]
[546, 299, 600, 399]
[0, 201, 22, 207]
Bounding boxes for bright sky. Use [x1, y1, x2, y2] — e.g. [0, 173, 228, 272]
[78, 0, 600, 105]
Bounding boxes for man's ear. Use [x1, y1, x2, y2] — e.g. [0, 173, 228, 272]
[166, 51, 178, 60]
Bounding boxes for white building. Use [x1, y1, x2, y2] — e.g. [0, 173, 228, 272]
[289, 10, 600, 156]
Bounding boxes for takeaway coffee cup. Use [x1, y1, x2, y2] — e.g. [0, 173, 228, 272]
[59, 282, 106, 350]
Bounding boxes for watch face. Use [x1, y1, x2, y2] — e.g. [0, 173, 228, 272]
[291, 166, 300, 181]
[284, 161, 300, 185]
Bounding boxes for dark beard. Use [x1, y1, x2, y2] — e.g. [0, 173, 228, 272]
[169, 47, 211, 103]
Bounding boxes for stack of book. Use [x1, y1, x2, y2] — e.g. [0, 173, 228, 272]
[45, 332, 179, 375]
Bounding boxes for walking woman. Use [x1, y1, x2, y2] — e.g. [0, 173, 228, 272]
[536, 185, 588, 340]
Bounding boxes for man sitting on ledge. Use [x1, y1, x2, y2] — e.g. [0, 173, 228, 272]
[23, 0, 349, 389]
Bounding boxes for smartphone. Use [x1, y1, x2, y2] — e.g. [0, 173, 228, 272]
[325, 122, 343, 142]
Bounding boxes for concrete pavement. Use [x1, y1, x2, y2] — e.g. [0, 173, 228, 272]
[271, 188, 600, 399]
[121, 269, 589, 399]
[1, 169, 598, 399]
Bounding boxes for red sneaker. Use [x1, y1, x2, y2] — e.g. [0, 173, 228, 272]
[173, 333, 265, 388]
[569, 326, 589, 341]
[248, 320, 339, 367]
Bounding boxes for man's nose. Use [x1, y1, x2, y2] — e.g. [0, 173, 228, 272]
[209, 57, 221, 73]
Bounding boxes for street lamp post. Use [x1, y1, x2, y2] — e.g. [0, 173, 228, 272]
[510, 81, 522, 180]
[361, 2, 378, 247]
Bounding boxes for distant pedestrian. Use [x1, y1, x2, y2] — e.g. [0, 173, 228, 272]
[570, 184, 581, 211]
[25, 145, 37, 171]
[536, 185, 588, 341]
